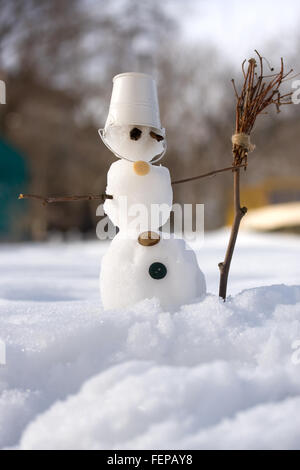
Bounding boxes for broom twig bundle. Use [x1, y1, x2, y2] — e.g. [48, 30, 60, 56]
[219, 51, 296, 300]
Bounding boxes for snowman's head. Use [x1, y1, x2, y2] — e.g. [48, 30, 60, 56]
[100, 72, 166, 162]
[100, 124, 165, 162]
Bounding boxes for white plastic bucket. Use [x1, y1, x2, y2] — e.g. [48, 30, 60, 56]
[104, 72, 163, 134]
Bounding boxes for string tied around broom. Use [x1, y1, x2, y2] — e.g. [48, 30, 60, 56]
[231, 133, 255, 152]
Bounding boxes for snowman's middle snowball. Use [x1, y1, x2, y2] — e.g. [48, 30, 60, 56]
[104, 159, 173, 232]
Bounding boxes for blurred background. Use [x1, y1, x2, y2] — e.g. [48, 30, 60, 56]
[0, 0, 300, 242]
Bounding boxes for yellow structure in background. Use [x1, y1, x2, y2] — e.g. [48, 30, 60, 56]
[226, 177, 300, 231]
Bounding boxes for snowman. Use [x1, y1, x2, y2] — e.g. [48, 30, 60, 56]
[99, 72, 206, 310]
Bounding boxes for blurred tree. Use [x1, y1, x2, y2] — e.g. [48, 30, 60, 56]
[0, 0, 179, 239]
[0, 0, 298, 239]
[157, 43, 235, 228]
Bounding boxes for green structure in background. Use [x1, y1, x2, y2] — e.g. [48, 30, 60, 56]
[0, 138, 29, 240]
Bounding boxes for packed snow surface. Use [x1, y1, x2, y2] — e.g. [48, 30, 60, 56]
[0, 230, 300, 450]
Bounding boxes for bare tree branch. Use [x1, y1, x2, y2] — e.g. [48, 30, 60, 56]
[19, 193, 112, 205]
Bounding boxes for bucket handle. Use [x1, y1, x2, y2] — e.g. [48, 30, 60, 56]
[98, 128, 167, 164]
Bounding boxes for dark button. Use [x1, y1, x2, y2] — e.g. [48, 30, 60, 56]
[149, 262, 167, 280]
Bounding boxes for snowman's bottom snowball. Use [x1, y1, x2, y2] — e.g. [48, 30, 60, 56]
[100, 233, 206, 311]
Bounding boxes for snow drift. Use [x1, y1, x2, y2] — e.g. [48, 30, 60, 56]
[0, 232, 300, 449]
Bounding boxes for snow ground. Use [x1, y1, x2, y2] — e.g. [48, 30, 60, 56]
[0, 230, 300, 450]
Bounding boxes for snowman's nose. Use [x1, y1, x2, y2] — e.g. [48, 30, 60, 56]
[133, 160, 150, 175]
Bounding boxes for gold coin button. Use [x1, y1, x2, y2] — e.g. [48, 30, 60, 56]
[133, 161, 150, 176]
[138, 231, 160, 247]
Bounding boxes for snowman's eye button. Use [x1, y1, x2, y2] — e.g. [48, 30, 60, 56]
[149, 131, 164, 142]
[149, 262, 167, 280]
[130, 127, 142, 141]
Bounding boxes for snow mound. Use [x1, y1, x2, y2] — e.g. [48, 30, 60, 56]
[19, 360, 300, 450]
[1, 235, 300, 449]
